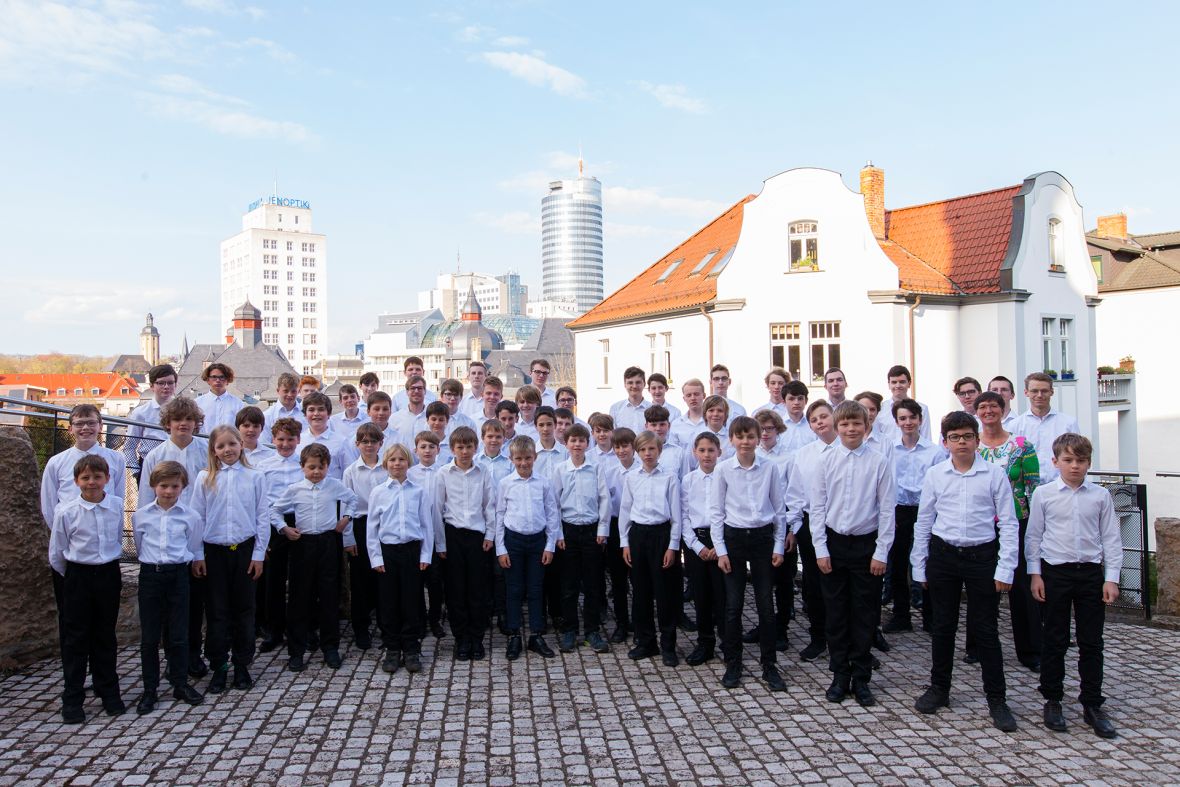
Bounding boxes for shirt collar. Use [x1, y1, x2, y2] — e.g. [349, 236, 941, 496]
[946, 454, 988, 476]
[835, 441, 869, 457]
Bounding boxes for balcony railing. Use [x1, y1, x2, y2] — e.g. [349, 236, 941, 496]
[1097, 373, 1134, 407]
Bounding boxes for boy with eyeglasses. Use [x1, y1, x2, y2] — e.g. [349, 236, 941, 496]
[709, 363, 745, 423]
[194, 363, 244, 430]
[528, 358, 557, 408]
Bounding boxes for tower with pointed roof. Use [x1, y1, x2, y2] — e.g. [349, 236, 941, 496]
[139, 313, 160, 365]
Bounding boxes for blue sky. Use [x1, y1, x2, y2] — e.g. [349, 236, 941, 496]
[2, 0, 1177, 357]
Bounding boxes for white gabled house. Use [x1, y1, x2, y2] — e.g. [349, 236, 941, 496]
[569, 164, 1101, 448]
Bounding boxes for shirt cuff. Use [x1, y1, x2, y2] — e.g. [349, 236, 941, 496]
[813, 546, 830, 560]
[773, 539, 785, 556]
[871, 547, 889, 564]
[1104, 569, 1121, 584]
[1027, 558, 1042, 575]
[912, 568, 926, 583]
[994, 567, 1015, 585]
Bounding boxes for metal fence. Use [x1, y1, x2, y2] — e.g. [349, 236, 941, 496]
[1089, 473, 1152, 619]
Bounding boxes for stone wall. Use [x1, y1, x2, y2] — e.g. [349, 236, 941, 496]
[1155, 517, 1180, 619]
[0, 428, 59, 669]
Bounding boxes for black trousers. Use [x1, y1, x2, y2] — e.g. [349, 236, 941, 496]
[771, 547, 798, 633]
[204, 539, 257, 670]
[61, 560, 121, 709]
[419, 562, 445, 637]
[139, 563, 190, 693]
[504, 530, 546, 633]
[889, 505, 919, 617]
[927, 536, 1006, 701]
[722, 524, 777, 667]
[189, 575, 207, 663]
[795, 515, 826, 644]
[1009, 517, 1043, 660]
[605, 517, 630, 629]
[264, 531, 290, 641]
[685, 529, 725, 649]
[349, 517, 380, 639]
[1040, 562, 1107, 707]
[629, 523, 677, 652]
[445, 524, 492, 643]
[561, 523, 604, 635]
[51, 568, 67, 650]
[378, 541, 424, 654]
[287, 531, 341, 656]
[820, 528, 881, 681]
[544, 546, 564, 623]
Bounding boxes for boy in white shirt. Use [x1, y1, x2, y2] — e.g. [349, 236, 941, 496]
[1027, 433, 1121, 739]
[392, 358, 437, 412]
[126, 363, 177, 468]
[682, 432, 724, 667]
[410, 431, 447, 638]
[911, 411, 1019, 732]
[299, 392, 348, 479]
[810, 401, 895, 707]
[715, 417, 789, 692]
[753, 367, 790, 418]
[435, 427, 495, 661]
[603, 428, 638, 642]
[368, 444, 437, 674]
[533, 406, 569, 478]
[263, 372, 307, 434]
[610, 366, 651, 433]
[780, 381, 818, 455]
[885, 365, 932, 441]
[700, 396, 735, 461]
[357, 372, 379, 413]
[255, 417, 303, 654]
[236, 407, 274, 466]
[670, 378, 708, 448]
[477, 420, 512, 482]
[645, 406, 692, 478]
[330, 384, 369, 438]
[458, 360, 489, 419]
[709, 363, 746, 421]
[132, 461, 204, 714]
[514, 385, 542, 442]
[646, 373, 681, 421]
[194, 363, 244, 430]
[589, 413, 618, 466]
[342, 423, 388, 650]
[1014, 372, 1082, 483]
[552, 424, 611, 654]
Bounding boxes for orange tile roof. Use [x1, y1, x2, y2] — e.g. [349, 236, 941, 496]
[567, 196, 753, 329]
[884, 185, 1020, 294]
[569, 181, 1022, 329]
[0, 373, 141, 400]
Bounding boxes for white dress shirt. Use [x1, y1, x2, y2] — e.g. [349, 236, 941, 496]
[494, 472, 561, 556]
[339, 424, 401, 466]
[808, 442, 896, 563]
[515, 420, 540, 443]
[534, 441, 570, 480]
[538, 388, 557, 409]
[272, 477, 359, 547]
[476, 451, 514, 485]
[892, 438, 942, 506]
[133, 500, 200, 565]
[753, 401, 788, 418]
[1026, 478, 1122, 582]
[138, 438, 208, 509]
[610, 399, 652, 434]
[784, 438, 834, 534]
[342, 457, 388, 517]
[263, 401, 308, 434]
[390, 406, 427, 446]
[194, 390, 245, 431]
[657, 441, 694, 479]
[125, 398, 168, 463]
[1014, 409, 1082, 483]
[458, 393, 485, 420]
[669, 415, 706, 448]
[330, 409, 369, 438]
[297, 427, 350, 480]
[48, 494, 124, 575]
[725, 397, 747, 422]
[681, 468, 718, 555]
[604, 458, 639, 518]
[245, 444, 275, 466]
[41, 444, 127, 527]
[257, 451, 303, 529]
[367, 477, 438, 566]
[911, 455, 1018, 584]
[551, 458, 611, 538]
[780, 415, 818, 455]
[435, 462, 496, 543]
[652, 401, 682, 421]
[712, 456, 788, 557]
[618, 465, 682, 551]
[191, 462, 270, 561]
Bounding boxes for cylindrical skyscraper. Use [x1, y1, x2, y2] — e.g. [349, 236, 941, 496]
[541, 160, 603, 314]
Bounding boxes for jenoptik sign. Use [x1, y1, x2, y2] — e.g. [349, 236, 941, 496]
[248, 195, 311, 212]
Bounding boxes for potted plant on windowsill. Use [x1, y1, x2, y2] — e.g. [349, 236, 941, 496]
[1045, 369, 1059, 380]
[1061, 369, 1076, 381]
[1097, 365, 1118, 377]
[1119, 355, 1136, 374]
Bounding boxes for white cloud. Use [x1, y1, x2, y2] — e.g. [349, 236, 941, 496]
[18, 278, 189, 326]
[634, 81, 707, 114]
[604, 221, 680, 240]
[456, 24, 491, 42]
[603, 186, 727, 217]
[476, 211, 540, 235]
[230, 36, 295, 62]
[493, 35, 529, 47]
[140, 92, 314, 143]
[479, 51, 586, 97]
[153, 73, 248, 105]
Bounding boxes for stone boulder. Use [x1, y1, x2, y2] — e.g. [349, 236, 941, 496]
[1155, 517, 1180, 619]
[0, 427, 59, 669]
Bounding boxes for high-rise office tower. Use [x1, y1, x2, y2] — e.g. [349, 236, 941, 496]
[541, 159, 603, 314]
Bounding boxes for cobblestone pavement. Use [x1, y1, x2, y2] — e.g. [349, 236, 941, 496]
[1, 603, 1178, 786]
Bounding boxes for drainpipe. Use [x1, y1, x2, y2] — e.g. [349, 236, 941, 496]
[699, 305, 714, 370]
[908, 294, 922, 398]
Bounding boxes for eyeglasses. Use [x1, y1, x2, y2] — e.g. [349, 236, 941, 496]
[71, 420, 100, 428]
[711, 376, 729, 383]
[531, 369, 550, 376]
[955, 390, 979, 398]
[207, 374, 226, 380]
[945, 433, 976, 443]
[154, 380, 177, 387]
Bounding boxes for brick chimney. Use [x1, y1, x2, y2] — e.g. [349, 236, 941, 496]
[1096, 213, 1128, 239]
[861, 162, 885, 240]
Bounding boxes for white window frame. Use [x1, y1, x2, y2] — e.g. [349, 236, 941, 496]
[1048, 217, 1063, 271]
[789, 221, 820, 272]
[808, 321, 841, 384]
[599, 339, 610, 387]
[769, 322, 802, 381]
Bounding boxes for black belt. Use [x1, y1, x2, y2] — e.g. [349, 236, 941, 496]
[140, 562, 186, 572]
[634, 521, 671, 527]
[205, 537, 256, 552]
[931, 535, 996, 558]
[694, 527, 710, 537]
[563, 521, 599, 528]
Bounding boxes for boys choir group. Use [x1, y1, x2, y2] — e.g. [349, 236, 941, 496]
[43, 356, 1122, 741]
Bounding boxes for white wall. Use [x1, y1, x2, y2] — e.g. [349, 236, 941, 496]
[1097, 287, 1180, 521]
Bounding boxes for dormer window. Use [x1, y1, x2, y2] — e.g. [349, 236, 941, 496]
[690, 250, 718, 275]
[1048, 218, 1064, 272]
[789, 221, 819, 271]
[655, 259, 683, 283]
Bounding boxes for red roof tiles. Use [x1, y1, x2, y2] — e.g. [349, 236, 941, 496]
[884, 185, 1020, 294]
[0, 373, 141, 400]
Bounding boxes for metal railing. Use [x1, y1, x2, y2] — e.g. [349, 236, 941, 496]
[1088, 471, 1152, 618]
[1096, 373, 1135, 406]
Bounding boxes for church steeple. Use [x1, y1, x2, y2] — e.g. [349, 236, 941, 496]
[460, 284, 482, 322]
